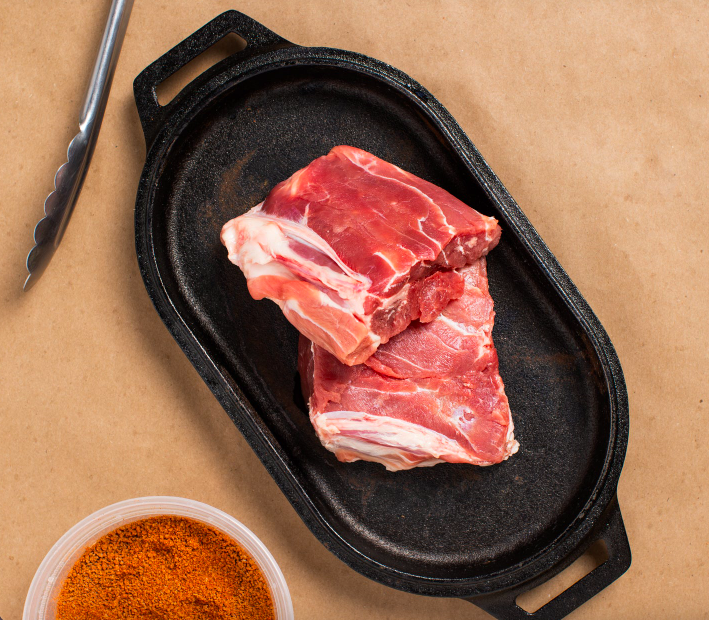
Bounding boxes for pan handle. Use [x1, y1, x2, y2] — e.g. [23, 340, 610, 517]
[464, 496, 631, 620]
[133, 10, 290, 148]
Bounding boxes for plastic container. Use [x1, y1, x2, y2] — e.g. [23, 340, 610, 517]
[23, 496, 294, 620]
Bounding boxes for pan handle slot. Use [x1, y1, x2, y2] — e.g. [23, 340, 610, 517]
[514, 539, 609, 613]
[464, 495, 631, 620]
[155, 33, 247, 106]
[133, 10, 291, 149]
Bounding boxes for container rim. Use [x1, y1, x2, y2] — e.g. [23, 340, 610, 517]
[23, 496, 294, 620]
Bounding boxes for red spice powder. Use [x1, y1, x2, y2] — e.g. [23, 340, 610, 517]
[56, 515, 276, 620]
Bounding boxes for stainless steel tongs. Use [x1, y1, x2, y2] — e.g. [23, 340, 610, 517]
[24, 0, 134, 291]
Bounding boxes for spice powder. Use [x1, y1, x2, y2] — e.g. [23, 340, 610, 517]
[56, 515, 276, 620]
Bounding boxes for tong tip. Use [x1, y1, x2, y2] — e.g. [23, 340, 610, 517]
[23, 273, 37, 292]
[24, 239, 53, 292]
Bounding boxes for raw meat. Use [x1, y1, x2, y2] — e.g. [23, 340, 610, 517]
[299, 259, 518, 471]
[365, 259, 497, 380]
[221, 146, 501, 366]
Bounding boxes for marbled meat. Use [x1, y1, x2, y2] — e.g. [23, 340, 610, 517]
[299, 259, 518, 471]
[221, 146, 500, 366]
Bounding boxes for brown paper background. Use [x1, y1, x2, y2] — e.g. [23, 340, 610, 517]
[1, 1, 707, 618]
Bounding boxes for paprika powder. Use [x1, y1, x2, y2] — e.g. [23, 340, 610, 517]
[56, 515, 276, 620]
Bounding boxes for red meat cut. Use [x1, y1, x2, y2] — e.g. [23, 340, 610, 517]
[221, 146, 501, 366]
[299, 259, 518, 471]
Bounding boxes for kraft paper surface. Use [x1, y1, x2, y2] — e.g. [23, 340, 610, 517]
[1, 1, 707, 618]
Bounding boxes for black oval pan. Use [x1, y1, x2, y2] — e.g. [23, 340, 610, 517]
[133, 11, 631, 619]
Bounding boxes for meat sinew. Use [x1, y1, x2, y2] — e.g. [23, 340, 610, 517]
[299, 259, 518, 471]
[221, 146, 501, 366]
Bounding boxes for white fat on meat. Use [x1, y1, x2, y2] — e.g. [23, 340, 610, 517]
[221, 146, 501, 366]
[300, 259, 518, 471]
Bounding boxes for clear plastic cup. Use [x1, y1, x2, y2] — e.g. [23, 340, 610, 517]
[23, 496, 294, 620]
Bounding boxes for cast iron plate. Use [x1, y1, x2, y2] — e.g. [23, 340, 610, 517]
[134, 11, 630, 618]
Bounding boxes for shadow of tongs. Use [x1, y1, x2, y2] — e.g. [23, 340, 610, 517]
[24, 0, 134, 291]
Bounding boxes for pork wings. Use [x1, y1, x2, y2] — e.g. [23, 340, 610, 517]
[299, 260, 518, 471]
[221, 146, 500, 365]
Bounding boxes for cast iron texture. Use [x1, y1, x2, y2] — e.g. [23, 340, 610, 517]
[133, 11, 631, 619]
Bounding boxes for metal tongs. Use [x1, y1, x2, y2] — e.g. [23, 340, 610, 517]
[24, 0, 134, 291]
